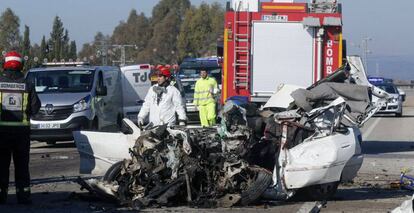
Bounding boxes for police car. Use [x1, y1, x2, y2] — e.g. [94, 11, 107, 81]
[368, 77, 404, 117]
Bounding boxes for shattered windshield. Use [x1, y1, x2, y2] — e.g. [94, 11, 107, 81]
[27, 70, 95, 93]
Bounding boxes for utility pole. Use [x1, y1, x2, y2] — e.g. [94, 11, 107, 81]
[111, 44, 137, 66]
[361, 37, 372, 72]
[96, 41, 137, 66]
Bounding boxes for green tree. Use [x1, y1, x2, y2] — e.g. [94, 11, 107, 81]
[177, 3, 224, 60]
[145, 0, 191, 64]
[49, 16, 64, 61]
[78, 32, 109, 65]
[61, 29, 69, 60]
[69, 40, 77, 60]
[30, 43, 41, 67]
[0, 8, 21, 52]
[39, 35, 47, 62]
[21, 25, 31, 71]
[111, 10, 151, 64]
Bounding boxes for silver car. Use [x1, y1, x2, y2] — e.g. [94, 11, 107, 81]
[376, 83, 403, 117]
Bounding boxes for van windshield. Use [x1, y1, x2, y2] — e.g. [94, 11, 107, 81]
[27, 70, 95, 93]
[179, 68, 222, 84]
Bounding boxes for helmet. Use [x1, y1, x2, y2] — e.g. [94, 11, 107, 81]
[155, 64, 164, 70]
[3, 51, 23, 71]
[158, 67, 171, 78]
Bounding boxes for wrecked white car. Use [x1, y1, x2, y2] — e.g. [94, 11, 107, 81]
[74, 56, 389, 209]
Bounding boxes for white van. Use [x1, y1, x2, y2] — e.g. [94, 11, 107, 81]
[120, 64, 152, 123]
[26, 63, 123, 144]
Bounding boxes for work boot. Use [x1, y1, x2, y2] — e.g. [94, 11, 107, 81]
[16, 187, 32, 205]
[0, 187, 7, 204]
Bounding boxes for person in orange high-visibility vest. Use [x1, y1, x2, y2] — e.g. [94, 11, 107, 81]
[193, 70, 219, 127]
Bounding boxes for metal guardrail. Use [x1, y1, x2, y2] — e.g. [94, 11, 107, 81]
[395, 84, 414, 90]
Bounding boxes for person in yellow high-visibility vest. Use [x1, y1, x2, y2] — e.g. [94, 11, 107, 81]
[193, 70, 219, 127]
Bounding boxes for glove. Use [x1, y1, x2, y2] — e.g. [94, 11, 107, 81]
[137, 117, 144, 128]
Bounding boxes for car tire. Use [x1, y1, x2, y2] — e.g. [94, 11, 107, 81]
[103, 161, 123, 182]
[239, 167, 273, 206]
[302, 182, 339, 201]
[396, 111, 402, 117]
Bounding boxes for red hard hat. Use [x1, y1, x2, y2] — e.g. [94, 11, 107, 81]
[3, 51, 23, 71]
[158, 67, 171, 78]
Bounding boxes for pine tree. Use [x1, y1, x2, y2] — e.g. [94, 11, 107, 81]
[21, 25, 31, 71]
[49, 16, 64, 61]
[40, 35, 47, 62]
[61, 29, 69, 60]
[0, 8, 21, 51]
[69, 41, 77, 61]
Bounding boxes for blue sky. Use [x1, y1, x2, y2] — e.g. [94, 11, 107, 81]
[1, 0, 413, 77]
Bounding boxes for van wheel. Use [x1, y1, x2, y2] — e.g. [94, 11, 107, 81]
[46, 141, 56, 145]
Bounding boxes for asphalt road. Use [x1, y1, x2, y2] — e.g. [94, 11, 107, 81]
[1, 91, 414, 212]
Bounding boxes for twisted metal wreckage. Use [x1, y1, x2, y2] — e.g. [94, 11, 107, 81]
[74, 56, 389, 209]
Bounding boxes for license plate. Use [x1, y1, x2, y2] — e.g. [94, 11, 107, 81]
[39, 123, 60, 129]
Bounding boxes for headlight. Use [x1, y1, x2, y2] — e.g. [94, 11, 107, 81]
[73, 95, 91, 112]
[389, 98, 398, 103]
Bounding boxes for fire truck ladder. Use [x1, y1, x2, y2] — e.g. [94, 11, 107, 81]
[233, 3, 250, 90]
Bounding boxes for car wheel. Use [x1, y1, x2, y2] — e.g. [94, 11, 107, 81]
[303, 182, 339, 201]
[396, 111, 402, 117]
[239, 167, 273, 206]
[103, 161, 123, 182]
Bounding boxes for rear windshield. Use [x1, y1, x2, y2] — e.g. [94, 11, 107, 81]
[26, 70, 95, 93]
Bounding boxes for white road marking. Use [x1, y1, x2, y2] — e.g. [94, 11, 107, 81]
[362, 117, 381, 140]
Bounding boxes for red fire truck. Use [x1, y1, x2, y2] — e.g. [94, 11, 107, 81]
[222, 0, 345, 104]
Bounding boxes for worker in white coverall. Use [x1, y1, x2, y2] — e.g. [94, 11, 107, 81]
[194, 70, 219, 127]
[138, 66, 187, 126]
